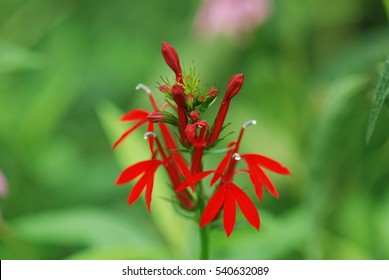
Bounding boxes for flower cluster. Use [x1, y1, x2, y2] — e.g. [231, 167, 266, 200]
[113, 42, 290, 236]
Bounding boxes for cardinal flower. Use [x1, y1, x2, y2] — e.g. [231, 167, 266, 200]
[115, 157, 163, 212]
[178, 120, 290, 236]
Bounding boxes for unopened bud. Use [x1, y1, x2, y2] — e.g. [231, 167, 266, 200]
[189, 111, 200, 122]
[225, 74, 244, 101]
[161, 42, 183, 83]
[171, 84, 186, 108]
[159, 84, 171, 94]
[147, 112, 165, 123]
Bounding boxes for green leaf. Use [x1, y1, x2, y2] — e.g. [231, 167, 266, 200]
[0, 39, 43, 73]
[384, 0, 389, 20]
[11, 207, 162, 251]
[366, 56, 389, 143]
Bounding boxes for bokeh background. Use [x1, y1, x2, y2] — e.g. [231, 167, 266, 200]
[1, 0, 389, 260]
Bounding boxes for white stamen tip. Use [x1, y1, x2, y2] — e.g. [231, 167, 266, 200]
[232, 152, 241, 161]
[143, 132, 156, 139]
[136, 84, 151, 94]
[243, 120, 256, 129]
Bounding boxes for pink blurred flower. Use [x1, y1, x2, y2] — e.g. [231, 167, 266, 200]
[0, 170, 8, 198]
[0, 170, 8, 224]
[194, 0, 272, 39]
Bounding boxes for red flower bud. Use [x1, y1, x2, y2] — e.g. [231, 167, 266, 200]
[159, 84, 171, 93]
[161, 42, 183, 84]
[189, 111, 200, 122]
[207, 74, 244, 145]
[171, 84, 188, 146]
[147, 112, 165, 123]
[207, 88, 219, 99]
[225, 74, 244, 101]
[171, 84, 186, 108]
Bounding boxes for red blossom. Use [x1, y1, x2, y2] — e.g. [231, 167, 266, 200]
[112, 109, 153, 150]
[200, 182, 259, 237]
[115, 158, 163, 212]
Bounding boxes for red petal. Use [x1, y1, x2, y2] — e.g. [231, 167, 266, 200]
[145, 163, 160, 212]
[170, 152, 192, 184]
[115, 160, 154, 185]
[200, 184, 227, 227]
[147, 121, 154, 152]
[120, 109, 149, 122]
[242, 154, 291, 175]
[210, 142, 235, 186]
[231, 183, 260, 230]
[223, 185, 236, 237]
[176, 170, 214, 192]
[256, 167, 279, 198]
[128, 174, 148, 205]
[112, 120, 147, 150]
[158, 123, 178, 150]
[243, 162, 264, 201]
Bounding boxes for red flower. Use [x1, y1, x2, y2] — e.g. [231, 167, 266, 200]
[177, 120, 290, 236]
[240, 153, 290, 201]
[200, 182, 259, 237]
[115, 158, 163, 212]
[112, 109, 153, 150]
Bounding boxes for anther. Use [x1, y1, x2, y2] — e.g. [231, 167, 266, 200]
[242, 120, 256, 129]
[143, 132, 156, 140]
[136, 84, 152, 95]
[232, 152, 241, 161]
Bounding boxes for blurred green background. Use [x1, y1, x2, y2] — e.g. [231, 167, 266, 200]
[1, 0, 389, 260]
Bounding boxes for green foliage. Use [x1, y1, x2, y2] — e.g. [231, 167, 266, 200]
[0, 0, 388, 260]
[366, 57, 389, 143]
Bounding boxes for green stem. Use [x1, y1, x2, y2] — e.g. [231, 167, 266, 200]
[199, 222, 209, 260]
[196, 179, 210, 260]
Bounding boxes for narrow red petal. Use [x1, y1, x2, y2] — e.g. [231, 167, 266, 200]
[231, 183, 260, 230]
[223, 185, 236, 237]
[210, 142, 235, 186]
[145, 163, 160, 212]
[176, 170, 214, 192]
[128, 174, 148, 205]
[114, 160, 153, 185]
[158, 123, 178, 150]
[200, 184, 227, 227]
[256, 167, 279, 198]
[243, 161, 264, 201]
[242, 154, 291, 175]
[147, 121, 154, 152]
[170, 152, 192, 182]
[112, 120, 147, 150]
[120, 109, 149, 122]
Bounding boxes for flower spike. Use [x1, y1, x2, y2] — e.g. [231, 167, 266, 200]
[113, 42, 290, 240]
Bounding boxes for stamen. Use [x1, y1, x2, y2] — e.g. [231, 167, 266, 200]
[144, 132, 156, 140]
[242, 120, 256, 129]
[232, 152, 241, 161]
[136, 84, 152, 95]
